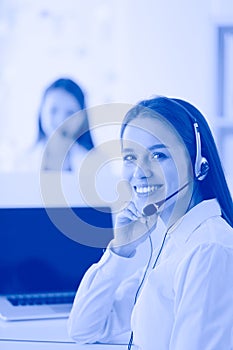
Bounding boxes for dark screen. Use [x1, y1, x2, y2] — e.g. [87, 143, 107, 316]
[0, 207, 113, 294]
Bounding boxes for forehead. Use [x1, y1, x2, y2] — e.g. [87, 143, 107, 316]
[122, 116, 185, 150]
[44, 88, 80, 108]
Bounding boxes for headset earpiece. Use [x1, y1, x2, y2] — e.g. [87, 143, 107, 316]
[196, 158, 209, 181]
[169, 98, 210, 182]
[193, 122, 209, 181]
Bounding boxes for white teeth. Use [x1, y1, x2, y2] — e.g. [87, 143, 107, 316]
[135, 185, 159, 194]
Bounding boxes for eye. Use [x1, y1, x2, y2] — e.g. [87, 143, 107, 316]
[66, 110, 76, 117]
[123, 154, 137, 163]
[151, 152, 168, 161]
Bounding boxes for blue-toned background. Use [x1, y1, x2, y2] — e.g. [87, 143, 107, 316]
[0, 0, 232, 193]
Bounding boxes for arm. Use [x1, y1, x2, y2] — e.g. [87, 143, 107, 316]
[68, 247, 147, 344]
[171, 243, 233, 349]
[68, 201, 158, 345]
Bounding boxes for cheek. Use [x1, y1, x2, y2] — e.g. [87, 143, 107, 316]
[150, 161, 166, 180]
[173, 152, 192, 184]
[122, 164, 134, 182]
[161, 160, 180, 190]
[64, 114, 85, 132]
[164, 157, 191, 193]
[41, 113, 53, 135]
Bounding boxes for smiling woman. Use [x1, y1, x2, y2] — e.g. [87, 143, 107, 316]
[68, 96, 233, 350]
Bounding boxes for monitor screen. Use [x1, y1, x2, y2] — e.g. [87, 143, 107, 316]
[0, 206, 113, 295]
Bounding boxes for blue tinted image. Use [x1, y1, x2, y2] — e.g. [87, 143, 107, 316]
[0, 207, 113, 295]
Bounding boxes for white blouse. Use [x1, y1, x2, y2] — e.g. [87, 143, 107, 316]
[132, 199, 233, 349]
[68, 199, 233, 349]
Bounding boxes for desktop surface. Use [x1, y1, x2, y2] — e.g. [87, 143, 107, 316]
[0, 341, 134, 350]
[0, 318, 136, 349]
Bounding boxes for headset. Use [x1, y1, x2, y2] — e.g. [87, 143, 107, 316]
[143, 98, 209, 216]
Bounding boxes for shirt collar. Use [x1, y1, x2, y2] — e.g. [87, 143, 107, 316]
[165, 199, 221, 245]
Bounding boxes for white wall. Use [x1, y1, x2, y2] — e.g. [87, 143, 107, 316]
[0, 1, 217, 142]
[0, 0, 232, 196]
[114, 0, 215, 117]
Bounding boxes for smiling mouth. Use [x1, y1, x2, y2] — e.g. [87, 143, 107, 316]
[134, 184, 163, 195]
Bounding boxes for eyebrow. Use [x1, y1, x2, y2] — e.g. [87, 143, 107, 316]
[122, 144, 167, 152]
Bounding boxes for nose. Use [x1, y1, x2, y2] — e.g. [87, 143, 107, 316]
[52, 112, 65, 129]
[133, 163, 153, 179]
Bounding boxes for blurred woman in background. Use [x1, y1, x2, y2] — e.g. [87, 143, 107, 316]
[17, 77, 94, 171]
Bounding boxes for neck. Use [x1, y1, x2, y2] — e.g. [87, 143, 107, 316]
[160, 182, 203, 229]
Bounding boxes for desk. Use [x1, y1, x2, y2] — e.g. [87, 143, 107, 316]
[0, 341, 134, 350]
[0, 318, 136, 349]
[0, 318, 71, 343]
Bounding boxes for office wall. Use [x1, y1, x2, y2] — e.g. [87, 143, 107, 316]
[0, 0, 232, 194]
[0, 1, 217, 146]
[113, 0, 215, 119]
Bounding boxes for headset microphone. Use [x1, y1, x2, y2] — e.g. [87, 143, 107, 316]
[142, 181, 190, 216]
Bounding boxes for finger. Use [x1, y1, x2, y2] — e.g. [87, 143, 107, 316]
[125, 201, 144, 219]
[123, 208, 138, 221]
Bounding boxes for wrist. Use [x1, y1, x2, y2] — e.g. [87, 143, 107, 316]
[109, 240, 136, 258]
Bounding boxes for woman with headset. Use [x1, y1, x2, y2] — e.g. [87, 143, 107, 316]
[68, 96, 233, 349]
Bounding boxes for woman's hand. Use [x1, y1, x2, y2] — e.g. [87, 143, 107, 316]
[110, 201, 158, 257]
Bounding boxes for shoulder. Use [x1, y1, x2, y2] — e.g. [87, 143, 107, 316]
[185, 214, 233, 252]
[183, 214, 233, 267]
[175, 242, 233, 286]
[69, 144, 89, 168]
